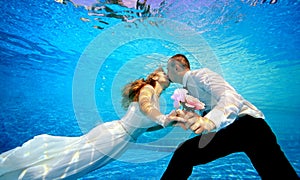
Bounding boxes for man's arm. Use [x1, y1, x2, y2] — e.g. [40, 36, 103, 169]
[193, 68, 244, 131]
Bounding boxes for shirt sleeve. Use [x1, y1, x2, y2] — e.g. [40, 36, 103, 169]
[193, 68, 244, 131]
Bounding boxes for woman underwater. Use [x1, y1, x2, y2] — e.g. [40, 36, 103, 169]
[0, 67, 184, 179]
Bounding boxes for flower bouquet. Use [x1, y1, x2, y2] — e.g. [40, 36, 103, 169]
[171, 88, 205, 112]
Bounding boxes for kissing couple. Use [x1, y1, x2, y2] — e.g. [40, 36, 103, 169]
[1, 54, 298, 180]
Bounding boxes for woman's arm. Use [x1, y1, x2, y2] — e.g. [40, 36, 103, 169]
[138, 85, 185, 127]
[138, 85, 166, 125]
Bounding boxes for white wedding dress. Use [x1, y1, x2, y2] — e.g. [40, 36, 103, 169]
[0, 101, 159, 180]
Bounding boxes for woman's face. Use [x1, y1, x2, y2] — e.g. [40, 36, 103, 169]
[156, 71, 170, 89]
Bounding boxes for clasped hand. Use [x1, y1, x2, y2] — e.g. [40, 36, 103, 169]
[172, 110, 216, 134]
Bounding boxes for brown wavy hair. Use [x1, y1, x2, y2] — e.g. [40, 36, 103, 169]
[121, 67, 163, 109]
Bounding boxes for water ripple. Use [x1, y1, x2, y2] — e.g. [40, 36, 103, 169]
[0, 31, 78, 77]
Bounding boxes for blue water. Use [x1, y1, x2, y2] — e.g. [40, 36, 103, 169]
[1, 0, 299, 179]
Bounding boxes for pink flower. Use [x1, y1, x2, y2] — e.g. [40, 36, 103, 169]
[171, 88, 188, 109]
[171, 88, 205, 111]
[185, 95, 205, 110]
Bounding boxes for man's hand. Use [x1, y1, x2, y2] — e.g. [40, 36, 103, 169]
[189, 115, 216, 134]
[173, 110, 216, 134]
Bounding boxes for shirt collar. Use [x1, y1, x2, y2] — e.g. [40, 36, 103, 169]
[182, 70, 191, 87]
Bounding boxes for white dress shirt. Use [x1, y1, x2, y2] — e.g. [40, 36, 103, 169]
[183, 68, 265, 131]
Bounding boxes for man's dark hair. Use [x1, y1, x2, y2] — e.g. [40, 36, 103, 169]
[169, 54, 190, 69]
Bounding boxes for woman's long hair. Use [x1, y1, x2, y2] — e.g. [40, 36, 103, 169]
[121, 67, 163, 109]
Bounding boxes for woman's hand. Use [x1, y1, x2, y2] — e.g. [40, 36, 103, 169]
[169, 110, 191, 130]
[165, 110, 186, 126]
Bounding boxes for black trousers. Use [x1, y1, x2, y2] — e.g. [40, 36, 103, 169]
[161, 115, 299, 180]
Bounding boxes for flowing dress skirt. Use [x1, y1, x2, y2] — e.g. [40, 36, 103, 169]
[0, 120, 134, 180]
